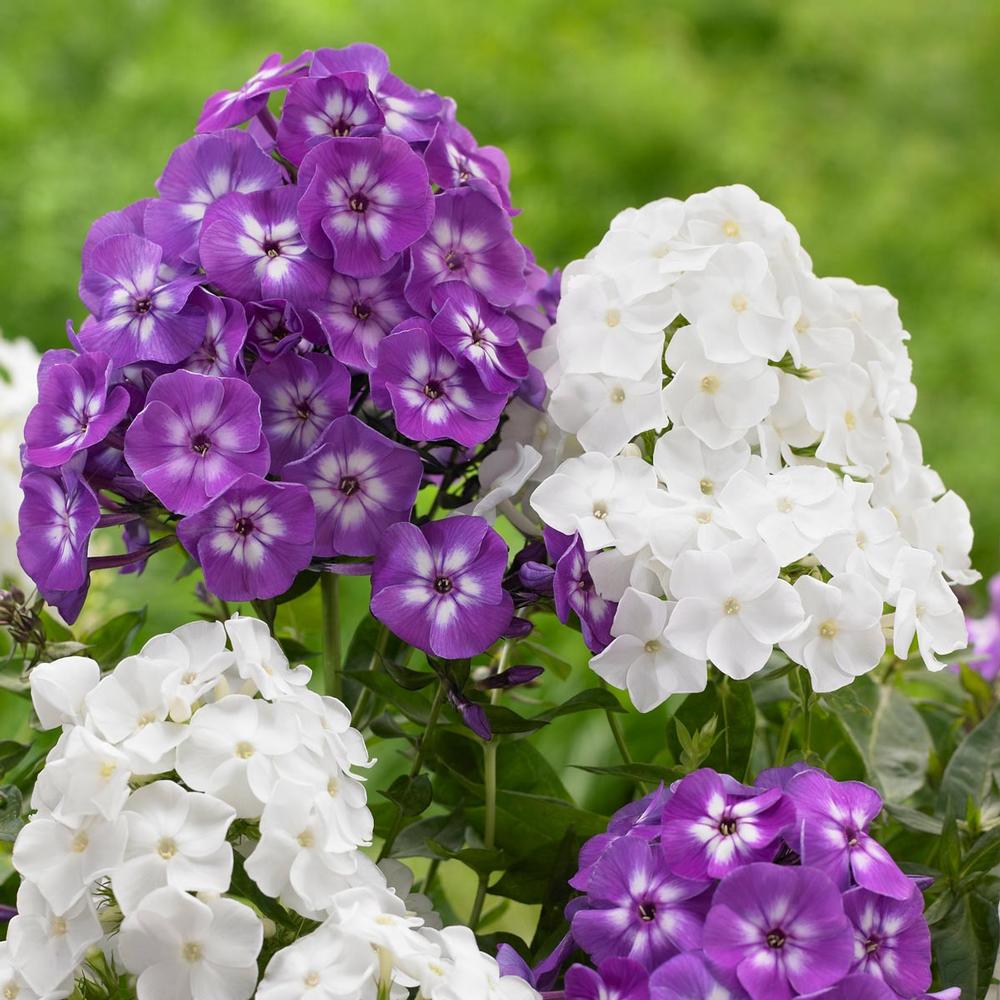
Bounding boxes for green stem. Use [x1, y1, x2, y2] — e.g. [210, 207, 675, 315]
[320, 573, 342, 699]
[607, 708, 633, 765]
[350, 624, 389, 728]
[469, 734, 498, 930]
[775, 709, 795, 766]
[420, 858, 440, 896]
[378, 681, 446, 861]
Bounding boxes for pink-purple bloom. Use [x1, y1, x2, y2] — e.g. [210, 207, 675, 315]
[965, 573, 1000, 681]
[424, 120, 514, 213]
[565, 957, 651, 1000]
[370, 515, 513, 658]
[182, 289, 248, 377]
[550, 531, 617, 653]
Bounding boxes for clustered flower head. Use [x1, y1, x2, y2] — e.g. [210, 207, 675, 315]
[4, 615, 542, 1000]
[16, 44, 554, 631]
[517, 184, 975, 708]
[503, 765, 959, 1000]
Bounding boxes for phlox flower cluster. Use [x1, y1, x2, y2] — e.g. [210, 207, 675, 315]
[16, 43, 554, 629]
[503, 765, 958, 1000]
[4, 615, 541, 1000]
[515, 184, 974, 708]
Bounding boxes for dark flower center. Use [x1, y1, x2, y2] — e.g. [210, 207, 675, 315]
[718, 818, 738, 836]
[423, 380, 443, 400]
[234, 517, 255, 537]
[331, 119, 352, 137]
[637, 902, 656, 922]
[190, 432, 212, 455]
[135, 297, 153, 314]
[263, 240, 282, 258]
[766, 930, 786, 949]
[434, 576, 453, 594]
[339, 476, 359, 496]
[846, 828, 860, 847]
[458, 167, 471, 183]
[352, 301, 372, 321]
[296, 401, 313, 421]
[349, 194, 368, 213]
[270, 323, 290, 342]
[576, 576, 592, 593]
[444, 249, 464, 271]
[470, 323, 485, 344]
[865, 936, 881, 955]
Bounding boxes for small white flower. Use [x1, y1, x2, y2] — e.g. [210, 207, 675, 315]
[29, 656, 100, 731]
[782, 270, 854, 368]
[417, 926, 541, 1000]
[681, 183, 798, 254]
[666, 538, 805, 679]
[911, 490, 978, 586]
[0, 941, 54, 1000]
[652, 427, 751, 502]
[780, 574, 887, 692]
[145, 620, 235, 722]
[472, 443, 543, 524]
[591, 588, 707, 711]
[225, 616, 311, 700]
[118, 886, 262, 1000]
[175, 694, 298, 818]
[326, 885, 436, 968]
[112, 781, 236, 915]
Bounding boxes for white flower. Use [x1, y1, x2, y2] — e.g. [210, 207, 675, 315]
[224, 616, 311, 700]
[118, 887, 262, 1000]
[256, 923, 378, 1000]
[781, 270, 854, 369]
[12, 812, 127, 913]
[780, 575, 887, 692]
[471, 443, 542, 524]
[29, 656, 100, 731]
[5, 881, 99, 996]
[911, 490, 978, 585]
[718, 466, 850, 566]
[417, 926, 541, 1000]
[887, 547, 966, 671]
[175, 694, 298, 818]
[244, 784, 359, 914]
[652, 428, 751, 502]
[666, 539, 805, 679]
[529, 453, 657, 552]
[591, 588, 707, 711]
[0, 941, 56, 1000]
[379, 858, 441, 929]
[662, 324, 779, 448]
[681, 183, 798, 254]
[112, 781, 236, 915]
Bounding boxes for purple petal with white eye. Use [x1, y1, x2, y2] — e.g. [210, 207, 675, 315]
[795, 975, 896, 1000]
[649, 953, 748, 999]
[81, 199, 152, 278]
[245, 298, 311, 358]
[283, 414, 422, 557]
[405, 187, 527, 314]
[177, 474, 315, 601]
[200, 187, 331, 309]
[182, 289, 248, 377]
[124, 369, 270, 515]
[424, 120, 513, 213]
[23, 352, 130, 467]
[565, 958, 650, 1000]
[248, 350, 350, 472]
[277, 72, 385, 165]
[553, 535, 617, 652]
[297, 134, 433, 277]
[313, 259, 409, 370]
[310, 42, 390, 85]
[145, 129, 285, 265]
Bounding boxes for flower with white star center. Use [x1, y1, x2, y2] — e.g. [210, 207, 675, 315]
[662, 324, 779, 449]
[255, 922, 378, 1000]
[5, 881, 99, 996]
[591, 588, 707, 711]
[112, 781, 236, 915]
[530, 453, 658, 553]
[780, 574, 887, 692]
[224, 615, 311, 699]
[666, 538, 805, 680]
[12, 811, 127, 913]
[29, 656, 100, 732]
[118, 886, 262, 1000]
[718, 465, 850, 566]
[887, 547, 967, 671]
[652, 427, 751, 502]
[174, 694, 299, 818]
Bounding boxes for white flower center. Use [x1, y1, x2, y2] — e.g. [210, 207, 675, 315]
[181, 672, 197, 684]
[49, 916, 67, 937]
[157, 837, 177, 860]
[327, 778, 339, 796]
[819, 620, 838, 639]
[644, 639, 662, 654]
[699, 478, 714, 495]
[856, 532, 867, 549]
[70, 831, 89, 853]
[136, 711, 156, 728]
[795, 315, 810, 334]
[235, 741, 255, 759]
[700, 374, 720, 394]
[99, 760, 118, 779]
[3, 979, 20, 999]
[605, 308, 621, 328]
[592, 501, 609, 520]
[297, 829, 315, 849]
[182, 941, 203, 963]
[844, 410, 857, 430]
[776, 497, 794, 514]
[723, 597, 741, 616]
[304, 972, 321, 988]
[651, 243, 670, 259]
[722, 219, 740, 238]
[695, 510, 713, 525]
[730, 293, 749, 313]
[609, 386, 626, 404]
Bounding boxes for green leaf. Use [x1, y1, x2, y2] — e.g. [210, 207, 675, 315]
[389, 811, 466, 860]
[884, 804, 944, 836]
[447, 846, 508, 875]
[0, 740, 28, 775]
[491, 831, 587, 904]
[572, 762, 677, 783]
[482, 704, 546, 735]
[470, 791, 606, 856]
[533, 687, 625, 724]
[379, 773, 433, 817]
[83, 608, 147, 667]
[517, 640, 573, 681]
[345, 671, 436, 724]
[961, 827, 1000, 879]
[0, 784, 23, 842]
[930, 889, 1000, 999]
[940, 702, 1000, 814]
[834, 675, 932, 802]
[668, 680, 756, 779]
[381, 657, 436, 691]
[274, 569, 320, 605]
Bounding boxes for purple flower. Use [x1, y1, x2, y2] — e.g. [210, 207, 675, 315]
[277, 72, 384, 165]
[572, 837, 710, 972]
[283, 415, 422, 557]
[17, 463, 99, 604]
[145, 130, 285, 266]
[176, 474, 315, 601]
[703, 863, 853, 1000]
[248, 351, 350, 472]
[200, 187, 330, 308]
[660, 769, 793, 880]
[197, 50, 311, 132]
[297, 134, 433, 277]
[310, 43, 445, 142]
[23, 352, 130, 467]
[430, 281, 528, 392]
[369, 515, 513, 659]
[796, 975, 897, 1000]
[373, 320, 507, 447]
[81, 199, 152, 270]
[842, 887, 932, 996]
[424, 120, 513, 212]
[786, 770, 913, 900]
[78, 234, 202, 365]
[245, 298, 312, 358]
[553, 534, 617, 653]
[124, 370, 270, 515]
[405, 187, 527, 314]
[565, 958, 650, 1000]
[182, 289, 248, 377]
[314, 261, 409, 370]
[648, 954, 748, 1000]
[965, 573, 1000, 681]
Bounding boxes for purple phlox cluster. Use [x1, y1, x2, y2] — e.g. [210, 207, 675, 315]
[506, 766, 956, 1000]
[16, 43, 555, 623]
[963, 573, 1000, 681]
